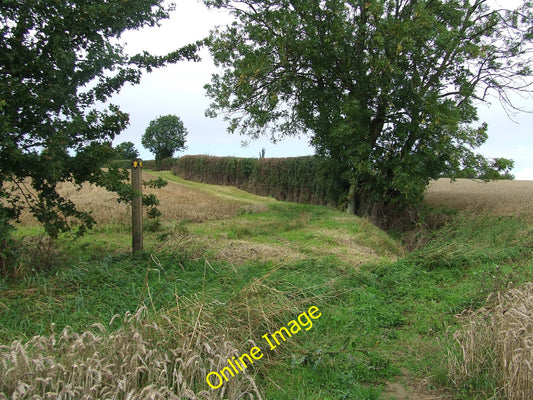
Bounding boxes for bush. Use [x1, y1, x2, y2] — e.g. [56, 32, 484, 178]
[161, 157, 179, 171]
[173, 155, 349, 207]
[0, 212, 15, 278]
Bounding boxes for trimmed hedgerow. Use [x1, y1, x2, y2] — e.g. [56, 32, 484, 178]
[173, 155, 349, 207]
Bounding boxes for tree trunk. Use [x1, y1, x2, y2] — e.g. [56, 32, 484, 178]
[347, 183, 375, 217]
[347, 183, 356, 215]
[347, 183, 389, 228]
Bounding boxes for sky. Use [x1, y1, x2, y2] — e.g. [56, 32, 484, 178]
[109, 0, 533, 180]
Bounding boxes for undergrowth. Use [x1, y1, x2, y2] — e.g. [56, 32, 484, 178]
[0, 207, 532, 399]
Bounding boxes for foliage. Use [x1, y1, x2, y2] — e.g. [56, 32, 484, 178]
[489, 158, 516, 180]
[0, 0, 199, 238]
[174, 155, 349, 206]
[142, 115, 188, 170]
[0, 211, 15, 278]
[114, 141, 140, 160]
[451, 157, 516, 180]
[204, 0, 532, 221]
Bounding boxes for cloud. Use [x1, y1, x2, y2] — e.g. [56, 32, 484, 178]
[515, 167, 533, 181]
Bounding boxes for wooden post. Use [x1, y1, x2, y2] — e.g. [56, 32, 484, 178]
[131, 159, 143, 254]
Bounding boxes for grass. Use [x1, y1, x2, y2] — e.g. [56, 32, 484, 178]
[1, 172, 533, 399]
[167, 202, 402, 266]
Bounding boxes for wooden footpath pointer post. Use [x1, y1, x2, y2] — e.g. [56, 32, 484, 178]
[131, 159, 143, 254]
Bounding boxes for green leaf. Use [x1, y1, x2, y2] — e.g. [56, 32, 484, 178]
[205, 0, 530, 221]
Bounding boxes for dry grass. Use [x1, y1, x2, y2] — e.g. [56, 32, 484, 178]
[14, 173, 263, 227]
[11, 180, 130, 226]
[449, 282, 533, 400]
[164, 231, 384, 267]
[0, 306, 263, 400]
[426, 179, 533, 221]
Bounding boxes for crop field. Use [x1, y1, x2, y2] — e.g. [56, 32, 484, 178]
[425, 178, 533, 221]
[1, 173, 532, 399]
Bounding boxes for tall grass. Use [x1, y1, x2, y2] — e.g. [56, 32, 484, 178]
[0, 306, 262, 400]
[449, 282, 533, 400]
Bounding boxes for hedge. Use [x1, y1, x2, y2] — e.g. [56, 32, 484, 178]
[173, 155, 349, 207]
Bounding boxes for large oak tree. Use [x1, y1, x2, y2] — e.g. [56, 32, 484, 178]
[1, 0, 198, 237]
[204, 0, 533, 222]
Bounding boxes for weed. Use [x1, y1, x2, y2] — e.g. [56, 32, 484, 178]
[407, 214, 531, 270]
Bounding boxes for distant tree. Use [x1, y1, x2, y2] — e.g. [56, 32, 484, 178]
[142, 115, 188, 170]
[205, 0, 533, 223]
[0, 0, 199, 241]
[115, 142, 140, 160]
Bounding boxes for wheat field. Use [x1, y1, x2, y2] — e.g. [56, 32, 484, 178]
[425, 178, 533, 220]
[450, 282, 533, 400]
[14, 172, 260, 227]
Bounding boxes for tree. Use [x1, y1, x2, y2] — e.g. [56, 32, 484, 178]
[204, 0, 533, 223]
[489, 158, 515, 180]
[142, 115, 188, 169]
[115, 141, 140, 160]
[0, 0, 199, 239]
[455, 157, 515, 180]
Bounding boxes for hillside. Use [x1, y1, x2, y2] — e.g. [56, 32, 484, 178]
[1, 173, 532, 399]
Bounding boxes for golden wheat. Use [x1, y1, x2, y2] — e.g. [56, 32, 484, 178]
[426, 179, 533, 221]
[449, 282, 533, 400]
[11, 173, 255, 227]
[0, 306, 263, 400]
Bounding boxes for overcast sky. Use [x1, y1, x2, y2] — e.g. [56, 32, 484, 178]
[109, 0, 533, 180]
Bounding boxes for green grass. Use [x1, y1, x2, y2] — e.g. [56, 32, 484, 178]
[170, 201, 402, 267]
[155, 170, 274, 206]
[1, 185, 532, 399]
